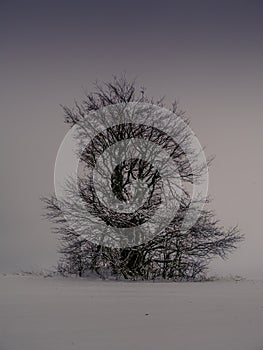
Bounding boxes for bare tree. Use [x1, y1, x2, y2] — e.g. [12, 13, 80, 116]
[42, 74, 243, 280]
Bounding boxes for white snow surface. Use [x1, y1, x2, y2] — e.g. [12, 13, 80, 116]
[1, 274, 263, 350]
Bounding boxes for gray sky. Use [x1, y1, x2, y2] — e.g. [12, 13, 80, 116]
[1, 0, 263, 277]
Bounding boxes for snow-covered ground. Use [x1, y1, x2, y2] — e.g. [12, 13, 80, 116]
[1, 274, 263, 350]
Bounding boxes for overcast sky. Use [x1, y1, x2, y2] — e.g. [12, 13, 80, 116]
[1, 0, 263, 277]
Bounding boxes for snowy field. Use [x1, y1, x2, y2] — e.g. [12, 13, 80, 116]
[1, 275, 263, 350]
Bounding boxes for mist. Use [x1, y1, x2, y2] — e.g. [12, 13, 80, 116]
[1, 0, 262, 278]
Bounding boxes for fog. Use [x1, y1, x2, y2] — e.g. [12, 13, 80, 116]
[0, 1, 262, 278]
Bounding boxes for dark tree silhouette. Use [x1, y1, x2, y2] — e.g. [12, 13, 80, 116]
[42, 74, 243, 280]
